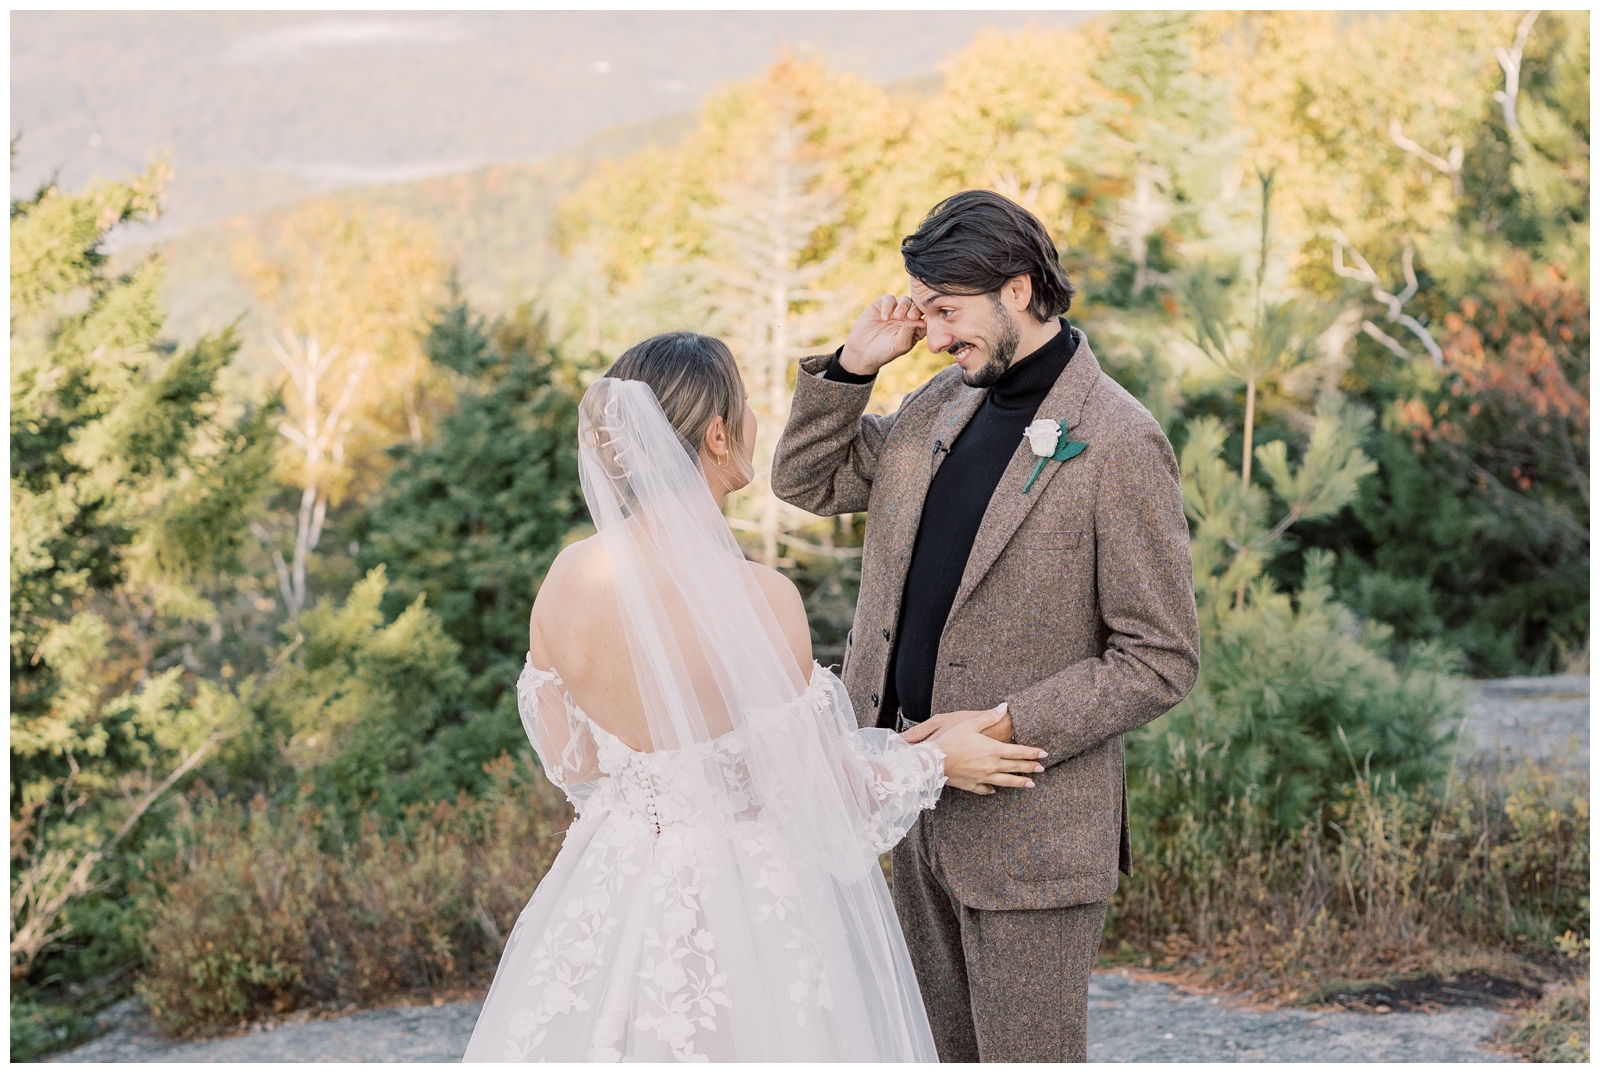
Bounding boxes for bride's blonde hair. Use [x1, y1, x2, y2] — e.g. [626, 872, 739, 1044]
[603, 332, 751, 479]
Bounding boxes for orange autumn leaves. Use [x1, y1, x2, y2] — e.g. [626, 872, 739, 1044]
[1399, 254, 1587, 505]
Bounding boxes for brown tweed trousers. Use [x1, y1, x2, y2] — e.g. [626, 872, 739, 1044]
[772, 328, 1199, 1061]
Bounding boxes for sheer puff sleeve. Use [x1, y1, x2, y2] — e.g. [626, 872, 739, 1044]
[743, 663, 945, 880]
[516, 656, 602, 812]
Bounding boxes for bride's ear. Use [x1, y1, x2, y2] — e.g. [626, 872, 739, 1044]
[702, 414, 730, 463]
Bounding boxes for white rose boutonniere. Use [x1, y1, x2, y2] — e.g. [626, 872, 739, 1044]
[1020, 417, 1089, 493]
[1023, 418, 1061, 458]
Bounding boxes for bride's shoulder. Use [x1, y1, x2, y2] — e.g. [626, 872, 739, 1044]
[742, 561, 809, 656]
[531, 535, 615, 658]
[743, 560, 803, 610]
[552, 533, 608, 575]
[537, 535, 612, 605]
[742, 560, 813, 671]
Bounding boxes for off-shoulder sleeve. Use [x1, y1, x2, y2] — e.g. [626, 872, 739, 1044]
[742, 664, 945, 880]
[813, 669, 946, 852]
[516, 657, 602, 812]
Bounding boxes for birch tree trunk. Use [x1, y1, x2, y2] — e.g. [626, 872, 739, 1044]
[271, 331, 373, 617]
[705, 110, 846, 567]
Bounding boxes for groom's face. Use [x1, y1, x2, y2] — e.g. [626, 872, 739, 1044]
[908, 279, 1021, 389]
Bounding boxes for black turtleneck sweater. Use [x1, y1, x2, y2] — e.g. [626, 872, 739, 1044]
[824, 318, 1077, 726]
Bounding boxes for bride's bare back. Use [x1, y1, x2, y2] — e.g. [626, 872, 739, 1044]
[529, 530, 813, 753]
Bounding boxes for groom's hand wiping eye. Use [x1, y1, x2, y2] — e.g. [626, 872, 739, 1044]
[838, 295, 927, 377]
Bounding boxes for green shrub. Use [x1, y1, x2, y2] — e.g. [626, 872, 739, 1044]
[1472, 757, 1590, 947]
[10, 996, 76, 1063]
[1129, 551, 1464, 838]
[134, 791, 328, 1033]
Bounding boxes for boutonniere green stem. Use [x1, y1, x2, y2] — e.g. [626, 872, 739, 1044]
[1021, 418, 1087, 494]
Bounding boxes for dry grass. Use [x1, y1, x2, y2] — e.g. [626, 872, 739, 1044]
[134, 754, 571, 1035]
[136, 743, 1587, 1043]
[1108, 753, 1590, 1007]
[1504, 977, 1590, 1062]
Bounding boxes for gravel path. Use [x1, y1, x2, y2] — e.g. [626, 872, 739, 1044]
[57, 975, 1516, 1064]
[1085, 971, 1512, 1063]
[1463, 674, 1588, 764]
[52, 1000, 482, 1063]
[57, 676, 1576, 1064]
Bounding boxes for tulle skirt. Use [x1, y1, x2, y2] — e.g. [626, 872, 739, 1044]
[462, 799, 937, 1062]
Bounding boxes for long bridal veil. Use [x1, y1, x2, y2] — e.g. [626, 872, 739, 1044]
[496, 377, 937, 1060]
[579, 379, 935, 873]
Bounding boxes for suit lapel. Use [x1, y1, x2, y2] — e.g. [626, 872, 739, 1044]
[928, 384, 986, 481]
[880, 380, 985, 577]
[947, 332, 1101, 620]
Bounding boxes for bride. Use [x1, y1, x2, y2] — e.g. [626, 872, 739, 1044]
[463, 332, 1047, 1063]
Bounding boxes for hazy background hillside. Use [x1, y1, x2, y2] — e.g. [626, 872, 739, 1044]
[13, 10, 1092, 343]
[109, 117, 697, 353]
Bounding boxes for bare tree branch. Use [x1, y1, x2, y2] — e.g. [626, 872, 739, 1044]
[724, 516, 862, 558]
[10, 725, 236, 977]
[250, 521, 295, 609]
[1494, 11, 1541, 133]
[1330, 229, 1444, 366]
[1389, 119, 1464, 198]
[268, 331, 374, 616]
[704, 108, 851, 567]
[1362, 320, 1415, 361]
[1110, 161, 1175, 297]
[1388, 120, 1463, 176]
[990, 165, 1043, 208]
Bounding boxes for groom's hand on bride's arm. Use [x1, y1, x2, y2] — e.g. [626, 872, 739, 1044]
[838, 295, 926, 377]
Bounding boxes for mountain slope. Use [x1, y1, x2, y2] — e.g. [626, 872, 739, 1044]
[133, 111, 696, 348]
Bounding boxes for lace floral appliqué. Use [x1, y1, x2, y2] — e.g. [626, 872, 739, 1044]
[488, 659, 943, 1062]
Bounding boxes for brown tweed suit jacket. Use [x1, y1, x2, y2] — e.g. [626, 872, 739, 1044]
[772, 328, 1199, 910]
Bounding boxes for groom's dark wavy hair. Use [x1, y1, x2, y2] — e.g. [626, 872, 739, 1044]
[901, 190, 1075, 322]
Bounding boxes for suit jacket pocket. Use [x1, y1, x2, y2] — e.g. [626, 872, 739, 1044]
[1004, 739, 1120, 881]
[1015, 528, 1083, 550]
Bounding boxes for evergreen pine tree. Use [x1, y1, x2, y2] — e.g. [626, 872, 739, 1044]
[10, 166, 276, 985]
[351, 300, 588, 795]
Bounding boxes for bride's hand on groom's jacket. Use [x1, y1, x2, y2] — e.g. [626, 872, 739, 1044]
[906, 705, 1048, 795]
[838, 295, 927, 377]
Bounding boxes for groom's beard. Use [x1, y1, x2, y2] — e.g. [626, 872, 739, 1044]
[955, 304, 1021, 388]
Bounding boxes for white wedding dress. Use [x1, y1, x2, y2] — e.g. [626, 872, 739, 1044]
[462, 378, 945, 1063]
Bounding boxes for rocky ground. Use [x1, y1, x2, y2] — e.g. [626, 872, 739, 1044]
[1085, 972, 1516, 1063]
[54, 677, 1582, 1063]
[53, 999, 481, 1063]
[51, 975, 1522, 1064]
[1461, 673, 1588, 764]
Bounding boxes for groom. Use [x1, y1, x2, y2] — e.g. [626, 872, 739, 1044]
[772, 190, 1199, 1062]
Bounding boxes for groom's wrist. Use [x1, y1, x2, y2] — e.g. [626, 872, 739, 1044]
[981, 712, 1015, 744]
[825, 346, 877, 385]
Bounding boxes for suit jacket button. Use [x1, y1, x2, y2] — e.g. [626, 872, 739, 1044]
[870, 692, 880, 706]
